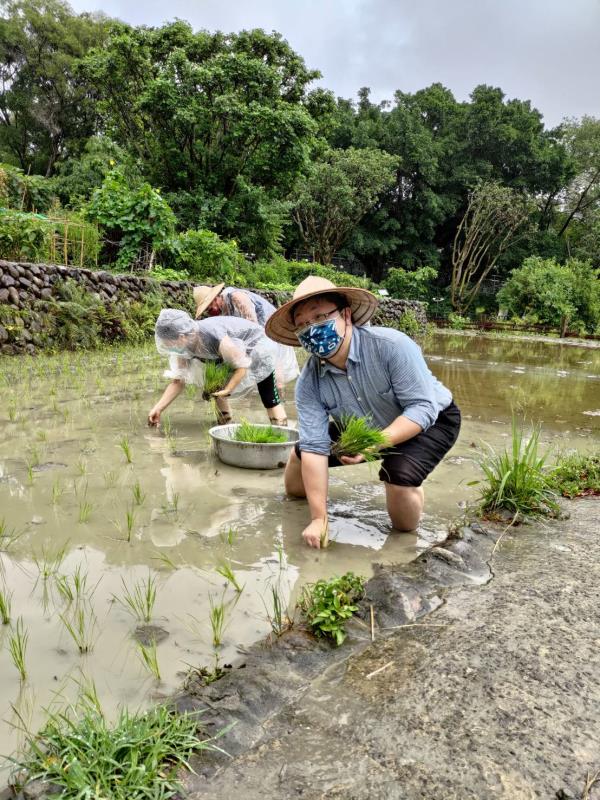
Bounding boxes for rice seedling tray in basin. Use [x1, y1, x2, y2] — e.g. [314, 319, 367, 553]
[209, 424, 299, 470]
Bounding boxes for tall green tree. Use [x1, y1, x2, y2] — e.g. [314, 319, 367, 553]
[291, 146, 398, 264]
[83, 23, 319, 255]
[0, 0, 109, 175]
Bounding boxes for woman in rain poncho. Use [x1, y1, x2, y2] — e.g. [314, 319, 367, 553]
[193, 284, 299, 387]
[147, 309, 298, 427]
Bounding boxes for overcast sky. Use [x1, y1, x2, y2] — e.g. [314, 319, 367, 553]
[68, 0, 600, 128]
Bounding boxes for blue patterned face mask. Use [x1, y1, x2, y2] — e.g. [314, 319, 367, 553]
[296, 318, 343, 357]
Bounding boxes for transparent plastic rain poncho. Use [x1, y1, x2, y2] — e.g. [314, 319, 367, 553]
[154, 309, 299, 396]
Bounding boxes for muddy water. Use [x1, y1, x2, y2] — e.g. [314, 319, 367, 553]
[0, 333, 598, 769]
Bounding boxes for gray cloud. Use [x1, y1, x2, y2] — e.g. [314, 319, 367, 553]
[69, 0, 600, 126]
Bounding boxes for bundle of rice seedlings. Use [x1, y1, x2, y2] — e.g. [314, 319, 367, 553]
[233, 421, 288, 444]
[331, 415, 388, 460]
[202, 362, 234, 400]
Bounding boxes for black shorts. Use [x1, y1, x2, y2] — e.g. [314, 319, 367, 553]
[256, 372, 281, 409]
[294, 402, 461, 487]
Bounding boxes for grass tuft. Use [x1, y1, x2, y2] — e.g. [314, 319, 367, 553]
[299, 572, 365, 646]
[202, 362, 234, 399]
[549, 451, 600, 498]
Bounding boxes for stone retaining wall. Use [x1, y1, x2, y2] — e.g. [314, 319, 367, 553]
[0, 260, 427, 355]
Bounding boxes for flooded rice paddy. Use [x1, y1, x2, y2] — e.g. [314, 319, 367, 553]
[0, 331, 599, 769]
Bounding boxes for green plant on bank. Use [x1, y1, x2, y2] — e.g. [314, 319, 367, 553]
[115, 575, 157, 623]
[215, 559, 244, 594]
[548, 451, 600, 498]
[59, 606, 97, 654]
[233, 421, 288, 444]
[9, 617, 29, 681]
[10, 702, 221, 800]
[447, 312, 471, 330]
[331, 415, 389, 460]
[136, 640, 161, 680]
[471, 419, 560, 519]
[393, 309, 422, 337]
[299, 572, 366, 646]
[0, 586, 12, 624]
[0, 518, 24, 551]
[202, 362, 234, 400]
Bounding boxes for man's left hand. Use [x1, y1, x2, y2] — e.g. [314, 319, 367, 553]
[339, 454, 366, 465]
[211, 389, 231, 397]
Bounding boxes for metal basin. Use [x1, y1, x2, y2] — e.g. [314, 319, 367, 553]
[208, 424, 299, 470]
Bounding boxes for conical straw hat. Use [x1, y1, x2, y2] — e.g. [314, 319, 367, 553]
[265, 276, 378, 346]
[193, 284, 225, 318]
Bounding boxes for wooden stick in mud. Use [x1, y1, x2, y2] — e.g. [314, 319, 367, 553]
[370, 604, 375, 642]
[366, 660, 394, 679]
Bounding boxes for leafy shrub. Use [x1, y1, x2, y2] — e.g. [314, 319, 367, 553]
[299, 572, 366, 646]
[149, 265, 190, 282]
[0, 163, 56, 213]
[86, 169, 176, 268]
[393, 309, 422, 337]
[447, 312, 471, 330]
[169, 229, 246, 282]
[498, 256, 600, 335]
[384, 266, 438, 302]
[0, 212, 52, 261]
[549, 451, 600, 498]
[0, 210, 100, 267]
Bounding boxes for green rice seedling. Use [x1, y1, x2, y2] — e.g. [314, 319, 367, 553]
[118, 436, 133, 464]
[131, 480, 146, 506]
[136, 640, 161, 680]
[209, 592, 227, 648]
[103, 469, 119, 489]
[331, 415, 389, 460]
[9, 617, 29, 681]
[162, 493, 179, 516]
[151, 550, 177, 570]
[471, 419, 560, 519]
[219, 526, 238, 547]
[233, 420, 288, 444]
[51, 478, 65, 504]
[265, 584, 290, 638]
[35, 430, 48, 443]
[161, 414, 173, 437]
[25, 462, 34, 486]
[78, 499, 93, 523]
[202, 362, 234, 400]
[0, 586, 12, 624]
[33, 543, 68, 581]
[75, 458, 88, 477]
[215, 559, 244, 594]
[0, 519, 24, 552]
[125, 504, 136, 542]
[12, 703, 221, 799]
[26, 444, 41, 468]
[59, 606, 97, 654]
[115, 574, 157, 623]
[55, 574, 74, 605]
[7, 399, 18, 422]
[299, 572, 366, 646]
[548, 450, 600, 498]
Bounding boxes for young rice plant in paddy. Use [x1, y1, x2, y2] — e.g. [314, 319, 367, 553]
[202, 362, 234, 399]
[331, 415, 389, 460]
[233, 421, 288, 444]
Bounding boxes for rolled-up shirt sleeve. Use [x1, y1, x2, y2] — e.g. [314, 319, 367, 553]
[385, 337, 440, 432]
[295, 366, 331, 456]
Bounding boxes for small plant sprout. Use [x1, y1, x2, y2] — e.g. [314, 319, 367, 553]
[219, 526, 238, 547]
[162, 493, 180, 516]
[131, 480, 145, 506]
[215, 560, 244, 594]
[0, 518, 24, 552]
[51, 478, 65, 504]
[161, 415, 173, 437]
[55, 574, 74, 605]
[208, 592, 227, 649]
[8, 399, 18, 422]
[125, 504, 136, 542]
[115, 574, 157, 623]
[78, 498, 93, 524]
[151, 550, 177, 570]
[33, 543, 68, 581]
[0, 585, 12, 624]
[119, 436, 133, 464]
[264, 584, 290, 638]
[103, 470, 119, 489]
[9, 617, 29, 681]
[59, 606, 97, 654]
[75, 458, 88, 477]
[137, 640, 161, 680]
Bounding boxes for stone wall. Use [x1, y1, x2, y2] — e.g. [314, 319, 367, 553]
[0, 260, 427, 355]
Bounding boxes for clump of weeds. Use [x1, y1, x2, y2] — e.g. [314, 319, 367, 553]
[299, 572, 366, 646]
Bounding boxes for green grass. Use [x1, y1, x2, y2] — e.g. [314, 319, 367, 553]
[115, 575, 157, 623]
[299, 572, 366, 646]
[472, 419, 560, 519]
[331, 415, 388, 460]
[11, 703, 222, 799]
[9, 617, 28, 681]
[202, 362, 234, 399]
[233, 421, 287, 444]
[549, 451, 600, 498]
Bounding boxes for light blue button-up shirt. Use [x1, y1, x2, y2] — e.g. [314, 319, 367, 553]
[295, 326, 453, 456]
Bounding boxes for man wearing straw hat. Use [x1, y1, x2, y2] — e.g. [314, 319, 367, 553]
[265, 276, 461, 548]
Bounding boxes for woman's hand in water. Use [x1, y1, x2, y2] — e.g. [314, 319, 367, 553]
[147, 408, 161, 427]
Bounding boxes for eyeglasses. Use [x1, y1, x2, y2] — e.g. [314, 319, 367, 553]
[294, 307, 342, 334]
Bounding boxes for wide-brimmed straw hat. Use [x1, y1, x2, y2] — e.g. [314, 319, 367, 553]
[265, 276, 378, 346]
[193, 283, 225, 319]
